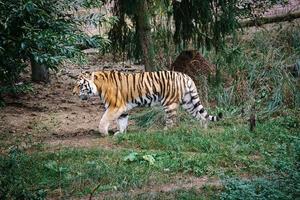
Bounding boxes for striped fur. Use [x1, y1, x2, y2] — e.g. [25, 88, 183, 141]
[73, 71, 221, 136]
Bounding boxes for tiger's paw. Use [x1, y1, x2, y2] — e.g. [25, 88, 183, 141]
[113, 130, 126, 137]
[99, 132, 109, 137]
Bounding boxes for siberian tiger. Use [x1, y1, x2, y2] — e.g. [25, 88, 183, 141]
[73, 70, 222, 136]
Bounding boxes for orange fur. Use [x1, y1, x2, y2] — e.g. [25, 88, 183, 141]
[75, 70, 221, 136]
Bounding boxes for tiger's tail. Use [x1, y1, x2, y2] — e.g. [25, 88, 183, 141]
[181, 78, 222, 122]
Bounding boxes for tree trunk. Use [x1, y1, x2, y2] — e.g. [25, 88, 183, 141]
[135, 0, 155, 71]
[30, 56, 49, 83]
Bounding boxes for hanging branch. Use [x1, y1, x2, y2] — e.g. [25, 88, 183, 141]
[172, 0, 239, 50]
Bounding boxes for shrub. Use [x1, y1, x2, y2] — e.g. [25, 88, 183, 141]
[0, 148, 47, 200]
[0, 0, 110, 86]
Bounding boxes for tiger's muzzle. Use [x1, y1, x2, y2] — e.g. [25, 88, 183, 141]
[79, 94, 88, 100]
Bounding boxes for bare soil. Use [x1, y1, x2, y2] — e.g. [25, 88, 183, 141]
[83, 175, 220, 200]
[0, 58, 143, 152]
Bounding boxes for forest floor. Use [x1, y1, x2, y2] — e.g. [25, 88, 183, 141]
[0, 56, 299, 199]
[0, 56, 145, 152]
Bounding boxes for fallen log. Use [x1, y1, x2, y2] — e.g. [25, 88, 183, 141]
[240, 10, 300, 28]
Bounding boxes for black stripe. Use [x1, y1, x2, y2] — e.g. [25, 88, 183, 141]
[148, 72, 154, 86]
[134, 99, 141, 106]
[139, 96, 144, 104]
[98, 87, 102, 96]
[146, 74, 152, 91]
[137, 76, 142, 98]
[199, 108, 205, 114]
[117, 71, 122, 82]
[119, 113, 128, 118]
[169, 79, 177, 102]
[161, 97, 166, 106]
[126, 74, 129, 88]
[114, 91, 118, 107]
[193, 101, 200, 109]
[146, 94, 153, 106]
[154, 72, 160, 83]
[158, 80, 163, 96]
[153, 94, 157, 102]
[164, 73, 171, 101]
[185, 91, 193, 96]
[133, 74, 136, 88]
[102, 72, 108, 79]
[191, 95, 197, 101]
[129, 75, 134, 102]
[111, 72, 117, 84]
[161, 72, 167, 97]
[140, 72, 144, 86]
[102, 90, 107, 100]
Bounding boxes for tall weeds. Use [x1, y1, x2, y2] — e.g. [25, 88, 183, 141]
[206, 22, 300, 116]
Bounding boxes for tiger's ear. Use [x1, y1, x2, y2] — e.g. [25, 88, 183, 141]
[94, 74, 98, 80]
[78, 74, 83, 79]
[92, 72, 102, 81]
[79, 70, 91, 78]
[78, 73, 88, 79]
[91, 72, 97, 81]
[84, 71, 92, 77]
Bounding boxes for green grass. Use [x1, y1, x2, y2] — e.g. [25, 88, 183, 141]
[1, 111, 299, 199]
[1, 23, 299, 199]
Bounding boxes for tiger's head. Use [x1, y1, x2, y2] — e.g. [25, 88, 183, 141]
[73, 72, 99, 100]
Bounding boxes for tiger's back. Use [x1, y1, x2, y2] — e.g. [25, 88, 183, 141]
[93, 71, 189, 108]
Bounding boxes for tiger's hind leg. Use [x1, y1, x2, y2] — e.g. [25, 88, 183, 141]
[98, 107, 126, 137]
[181, 91, 208, 129]
[163, 102, 179, 129]
[114, 113, 129, 136]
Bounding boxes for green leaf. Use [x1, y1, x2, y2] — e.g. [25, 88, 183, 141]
[45, 160, 58, 171]
[24, 1, 36, 13]
[142, 155, 155, 165]
[123, 152, 139, 162]
[20, 42, 26, 50]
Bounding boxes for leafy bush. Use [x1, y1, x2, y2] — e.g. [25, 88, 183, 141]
[0, 0, 110, 86]
[0, 148, 47, 200]
[221, 170, 300, 200]
[221, 178, 284, 200]
[221, 133, 300, 200]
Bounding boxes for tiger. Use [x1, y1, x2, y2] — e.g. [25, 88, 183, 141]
[73, 70, 222, 136]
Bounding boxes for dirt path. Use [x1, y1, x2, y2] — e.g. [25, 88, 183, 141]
[0, 58, 143, 153]
[76, 175, 220, 200]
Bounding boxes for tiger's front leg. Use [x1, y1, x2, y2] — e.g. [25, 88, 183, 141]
[98, 107, 126, 137]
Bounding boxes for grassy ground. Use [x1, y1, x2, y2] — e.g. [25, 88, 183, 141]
[1, 20, 299, 200]
[1, 108, 299, 199]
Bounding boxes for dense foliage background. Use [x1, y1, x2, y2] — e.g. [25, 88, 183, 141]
[0, 0, 299, 199]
